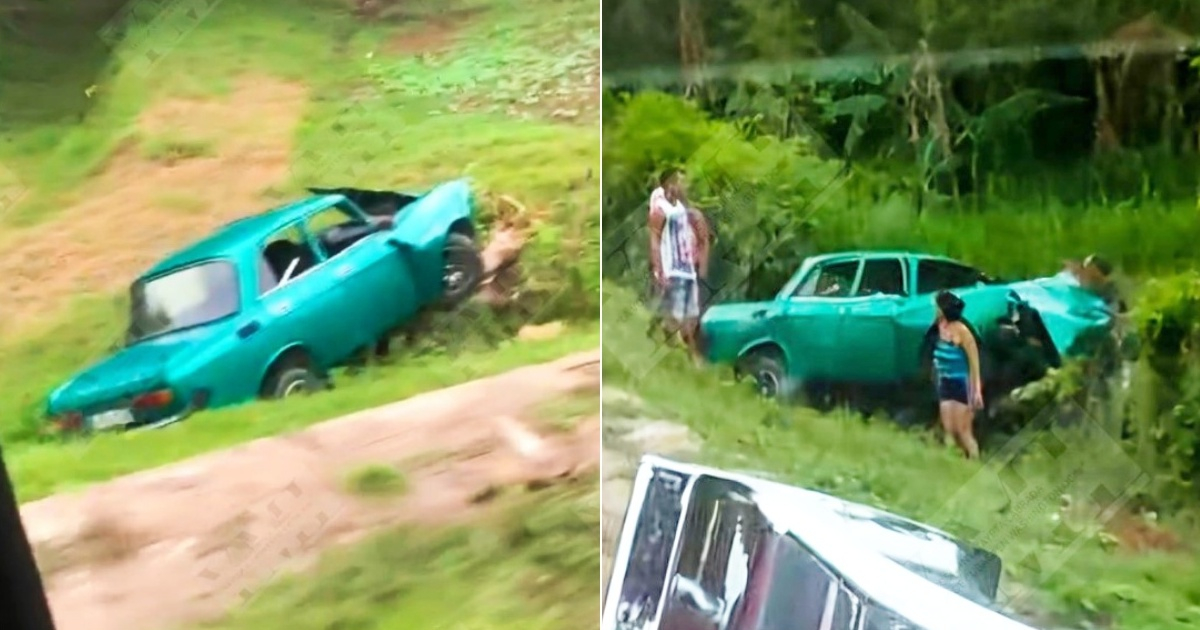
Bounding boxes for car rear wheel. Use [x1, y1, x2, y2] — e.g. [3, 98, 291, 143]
[437, 232, 484, 309]
[262, 361, 324, 400]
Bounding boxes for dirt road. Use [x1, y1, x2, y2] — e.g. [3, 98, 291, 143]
[20, 350, 600, 630]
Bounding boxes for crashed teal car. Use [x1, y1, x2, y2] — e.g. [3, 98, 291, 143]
[702, 251, 1115, 409]
[47, 179, 483, 432]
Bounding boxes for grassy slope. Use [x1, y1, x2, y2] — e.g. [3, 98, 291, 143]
[0, 0, 599, 498]
[602, 283, 1200, 630]
[195, 479, 600, 630]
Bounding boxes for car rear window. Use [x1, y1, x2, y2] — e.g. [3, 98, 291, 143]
[128, 260, 240, 343]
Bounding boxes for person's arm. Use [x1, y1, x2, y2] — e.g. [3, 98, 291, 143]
[648, 205, 666, 284]
[690, 209, 711, 278]
[958, 324, 984, 407]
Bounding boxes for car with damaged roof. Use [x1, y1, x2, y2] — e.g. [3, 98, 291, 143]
[700, 251, 1118, 413]
[45, 179, 484, 432]
[603, 455, 1040, 630]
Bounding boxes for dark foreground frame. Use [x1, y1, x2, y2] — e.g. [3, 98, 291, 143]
[0, 445, 56, 629]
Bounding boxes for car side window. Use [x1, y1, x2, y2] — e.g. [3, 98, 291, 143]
[759, 536, 838, 630]
[308, 204, 362, 233]
[795, 261, 860, 298]
[663, 477, 762, 630]
[916, 260, 984, 295]
[829, 582, 862, 629]
[259, 224, 319, 295]
[307, 204, 378, 260]
[856, 259, 906, 296]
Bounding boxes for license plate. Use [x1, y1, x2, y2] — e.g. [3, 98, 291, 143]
[89, 409, 134, 430]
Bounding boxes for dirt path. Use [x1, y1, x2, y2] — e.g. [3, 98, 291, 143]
[20, 350, 599, 630]
[0, 76, 307, 336]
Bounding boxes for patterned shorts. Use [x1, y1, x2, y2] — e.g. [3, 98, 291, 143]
[656, 277, 700, 321]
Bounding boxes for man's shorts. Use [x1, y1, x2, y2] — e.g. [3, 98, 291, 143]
[657, 276, 700, 321]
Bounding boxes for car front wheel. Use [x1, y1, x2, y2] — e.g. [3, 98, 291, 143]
[438, 232, 484, 309]
[738, 350, 797, 402]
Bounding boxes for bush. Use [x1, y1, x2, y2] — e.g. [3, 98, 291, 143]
[603, 90, 1200, 306]
[1123, 272, 1200, 507]
[604, 90, 845, 300]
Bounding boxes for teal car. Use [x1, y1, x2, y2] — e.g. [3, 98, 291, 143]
[701, 251, 1115, 408]
[47, 179, 483, 432]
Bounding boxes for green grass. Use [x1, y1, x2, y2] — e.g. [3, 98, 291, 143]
[601, 281, 1200, 629]
[7, 321, 597, 502]
[345, 464, 409, 497]
[0, 0, 599, 498]
[2, 0, 599, 227]
[196, 478, 600, 630]
[530, 390, 599, 432]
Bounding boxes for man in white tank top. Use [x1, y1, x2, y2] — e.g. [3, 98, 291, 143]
[648, 168, 710, 363]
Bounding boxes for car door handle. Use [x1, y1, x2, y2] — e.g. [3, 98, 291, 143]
[752, 309, 767, 319]
[270, 300, 292, 315]
[335, 264, 353, 278]
[237, 321, 261, 339]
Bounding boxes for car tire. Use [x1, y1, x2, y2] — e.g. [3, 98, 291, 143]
[437, 232, 484, 309]
[739, 350, 799, 402]
[263, 365, 322, 400]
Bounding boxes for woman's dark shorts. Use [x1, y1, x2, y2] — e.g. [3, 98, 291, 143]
[937, 377, 969, 404]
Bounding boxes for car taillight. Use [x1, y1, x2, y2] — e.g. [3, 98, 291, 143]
[132, 389, 174, 410]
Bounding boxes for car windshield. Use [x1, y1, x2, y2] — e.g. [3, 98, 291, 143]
[127, 260, 240, 343]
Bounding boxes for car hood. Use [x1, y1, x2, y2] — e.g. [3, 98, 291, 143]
[47, 328, 213, 414]
[1005, 270, 1113, 351]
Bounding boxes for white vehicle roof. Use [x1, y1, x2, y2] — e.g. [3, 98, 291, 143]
[640, 455, 1039, 630]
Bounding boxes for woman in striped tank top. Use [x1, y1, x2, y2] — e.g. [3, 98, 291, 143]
[933, 291, 983, 459]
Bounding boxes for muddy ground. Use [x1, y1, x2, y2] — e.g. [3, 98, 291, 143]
[20, 350, 599, 630]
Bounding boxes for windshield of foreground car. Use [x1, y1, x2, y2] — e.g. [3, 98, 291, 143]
[127, 260, 240, 344]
